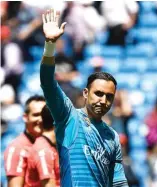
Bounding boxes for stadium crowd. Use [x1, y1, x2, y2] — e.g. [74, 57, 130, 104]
[1, 1, 157, 187]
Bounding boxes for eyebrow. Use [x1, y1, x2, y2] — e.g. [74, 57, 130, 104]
[95, 91, 114, 97]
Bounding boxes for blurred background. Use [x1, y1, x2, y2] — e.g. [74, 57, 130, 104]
[1, 1, 157, 187]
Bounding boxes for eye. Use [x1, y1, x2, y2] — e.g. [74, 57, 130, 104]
[106, 94, 114, 101]
[95, 91, 104, 97]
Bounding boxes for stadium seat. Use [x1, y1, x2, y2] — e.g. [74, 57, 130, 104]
[133, 104, 152, 120]
[129, 90, 145, 106]
[127, 118, 141, 135]
[95, 31, 109, 45]
[125, 43, 156, 58]
[140, 1, 156, 13]
[129, 135, 146, 149]
[138, 13, 157, 27]
[146, 57, 157, 72]
[115, 73, 140, 89]
[29, 46, 43, 61]
[102, 46, 124, 58]
[140, 73, 157, 92]
[102, 57, 121, 73]
[120, 57, 148, 73]
[128, 28, 157, 43]
[84, 44, 104, 58]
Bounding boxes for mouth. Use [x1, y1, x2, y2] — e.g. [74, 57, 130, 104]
[94, 105, 109, 114]
[94, 106, 103, 113]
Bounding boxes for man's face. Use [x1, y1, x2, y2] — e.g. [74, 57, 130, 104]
[23, 101, 45, 138]
[83, 79, 116, 119]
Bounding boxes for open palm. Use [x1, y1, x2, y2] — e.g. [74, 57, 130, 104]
[42, 9, 66, 42]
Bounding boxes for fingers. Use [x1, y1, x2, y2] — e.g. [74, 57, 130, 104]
[55, 11, 60, 26]
[50, 9, 54, 21]
[46, 10, 50, 22]
[42, 14, 46, 24]
[60, 22, 67, 33]
[43, 9, 60, 24]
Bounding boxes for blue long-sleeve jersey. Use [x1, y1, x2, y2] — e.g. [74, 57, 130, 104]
[40, 63, 128, 187]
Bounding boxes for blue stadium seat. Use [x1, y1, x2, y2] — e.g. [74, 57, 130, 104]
[140, 1, 156, 13]
[146, 57, 157, 72]
[138, 13, 157, 27]
[84, 44, 104, 58]
[143, 91, 157, 105]
[125, 43, 156, 58]
[95, 31, 109, 45]
[120, 57, 148, 73]
[29, 46, 43, 61]
[115, 73, 140, 89]
[127, 118, 141, 135]
[129, 28, 157, 43]
[1, 134, 16, 152]
[129, 135, 146, 149]
[102, 57, 121, 73]
[130, 150, 147, 163]
[76, 59, 94, 75]
[102, 46, 124, 58]
[133, 104, 152, 120]
[140, 73, 157, 92]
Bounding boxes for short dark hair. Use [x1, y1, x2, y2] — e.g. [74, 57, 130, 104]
[25, 95, 45, 113]
[86, 72, 117, 89]
[41, 105, 54, 130]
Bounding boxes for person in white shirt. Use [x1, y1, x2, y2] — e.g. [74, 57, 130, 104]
[101, 0, 139, 46]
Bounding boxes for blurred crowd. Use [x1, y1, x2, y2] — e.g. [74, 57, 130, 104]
[1, 1, 157, 187]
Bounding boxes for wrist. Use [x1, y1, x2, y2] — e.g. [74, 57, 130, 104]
[43, 41, 56, 57]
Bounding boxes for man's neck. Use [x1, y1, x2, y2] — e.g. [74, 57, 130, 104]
[24, 129, 35, 143]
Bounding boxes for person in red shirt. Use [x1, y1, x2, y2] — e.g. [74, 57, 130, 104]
[26, 105, 60, 187]
[4, 95, 46, 187]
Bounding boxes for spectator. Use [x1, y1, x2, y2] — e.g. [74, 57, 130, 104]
[3, 95, 45, 187]
[1, 25, 23, 100]
[145, 98, 157, 148]
[145, 98, 157, 187]
[2, 1, 44, 61]
[55, 38, 80, 103]
[26, 105, 60, 187]
[61, 1, 105, 60]
[1, 84, 23, 134]
[101, 0, 139, 46]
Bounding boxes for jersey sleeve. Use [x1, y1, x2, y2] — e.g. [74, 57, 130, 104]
[40, 63, 79, 147]
[4, 146, 27, 177]
[112, 132, 128, 187]
[35, 148, 56, 181]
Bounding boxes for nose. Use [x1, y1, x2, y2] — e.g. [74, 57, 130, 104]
[37, 116, 42, 125]
[100, 95, 107, 104]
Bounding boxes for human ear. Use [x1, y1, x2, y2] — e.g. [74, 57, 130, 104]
[23, 113, 28, 123]
[83, 88, 88, 99]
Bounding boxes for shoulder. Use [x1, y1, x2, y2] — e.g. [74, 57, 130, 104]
[4, 134, 25, 153]
[103, 122, 119, 140]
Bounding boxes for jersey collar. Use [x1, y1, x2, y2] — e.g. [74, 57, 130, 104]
[24, 130, 35, 144]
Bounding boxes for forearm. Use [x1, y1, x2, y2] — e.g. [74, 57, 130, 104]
[40, 63, 70, 124]
[41, 178, 56, 187]
[8, 176, 24, 187]
[40, 49, 74, 125]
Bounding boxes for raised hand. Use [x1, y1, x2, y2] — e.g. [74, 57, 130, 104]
[42, 9, 66, 42]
